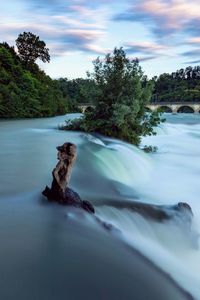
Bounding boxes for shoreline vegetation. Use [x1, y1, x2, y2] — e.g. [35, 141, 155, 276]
[0, 33, 77, 119]
[2, 32, 200, 146]
[153, 66, 200, 103]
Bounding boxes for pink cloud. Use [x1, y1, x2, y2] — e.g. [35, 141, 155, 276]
[139, 0, 200, 30]
[115, 0, 200, 38]
[125, 41, 169, 53]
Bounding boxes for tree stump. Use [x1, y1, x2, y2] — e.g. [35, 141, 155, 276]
[42, 142, 95, 214]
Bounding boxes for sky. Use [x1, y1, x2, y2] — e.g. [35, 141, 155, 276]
[1, 0, 200, 79]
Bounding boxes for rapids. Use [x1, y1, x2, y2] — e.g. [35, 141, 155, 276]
[0, 113, 200, 299]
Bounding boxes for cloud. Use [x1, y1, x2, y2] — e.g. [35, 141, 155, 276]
[183, 59, 200, 64]
[4, 0, 200, 70]
[187, 37, 200, 45]
[0, 1, 109, 56]
[137, 55, 158, 62]
[23, 0, 72, 12]
[125, 41, 168, 55]
[114, 0, 200, 40]
[182, 49, 200, 57]
[0, 22, 106, 55]
[122, 41, 170, 63]
[2, 0, 175, 60]
[80, 44, 108, 55]
[23, 0, 116, 14]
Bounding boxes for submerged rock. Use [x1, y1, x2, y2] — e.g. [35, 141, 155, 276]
[95, 199, 193, 225]
[42, 142, 95, 214]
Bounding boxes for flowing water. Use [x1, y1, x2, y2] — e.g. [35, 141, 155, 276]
[0, 113, 200, 299]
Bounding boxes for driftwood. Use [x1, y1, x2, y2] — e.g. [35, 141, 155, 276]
[42, 142, 95, 214]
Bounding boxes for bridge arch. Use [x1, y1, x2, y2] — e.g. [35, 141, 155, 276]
[79, 103, 200, 114]
[158, 106, 173, 113]
[177, 106, 194, 113]
[145, 107, 152, 112]
[84, 106, 94, 113]
[78, 103, 95, 113]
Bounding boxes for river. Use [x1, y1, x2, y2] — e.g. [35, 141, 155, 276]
[0, 113, 199, 299]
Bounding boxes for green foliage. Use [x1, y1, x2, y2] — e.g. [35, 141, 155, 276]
[57, 77, 99, 106]
[153, 67, 200, 102]
[64, 47, 163, 145]
[16, 32, 50, 65]
[0, 41, 68, 118]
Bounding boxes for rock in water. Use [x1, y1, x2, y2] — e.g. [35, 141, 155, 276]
[42, 142, 95, 214]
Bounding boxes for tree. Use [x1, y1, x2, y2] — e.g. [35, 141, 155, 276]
[57, 77, 99, 104]
[0, 42, 68, 118]
[153, 66, 200, 103]
[16, 32, 50, 65]
[65, 47, 163, 146]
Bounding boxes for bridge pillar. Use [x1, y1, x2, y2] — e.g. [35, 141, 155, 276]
[193, 105, 200, 114]
[81, 107, 86, 113]
[149, 105, 158, 112]
[171, 105, 179, 114]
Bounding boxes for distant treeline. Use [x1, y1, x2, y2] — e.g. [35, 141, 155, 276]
[57, 77, 99, 105]
[58, 66, 200, 106]
[152, 66, 200, 103]
[2, 33, 200, 119]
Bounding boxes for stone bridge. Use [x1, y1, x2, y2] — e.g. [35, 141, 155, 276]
[79, 102, 200, 114]
[146, 102, 200, 114]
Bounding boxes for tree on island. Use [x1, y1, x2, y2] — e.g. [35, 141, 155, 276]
[16, 32, 50, 65]
[64, 47, 163, 146]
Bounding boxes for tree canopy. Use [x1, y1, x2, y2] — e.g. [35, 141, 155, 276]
[152, 66, 200, 103]
[0, 38, 70, 118]
[57, 77, 99, 105]
[16, 32, 50, 65]
[64, 47, 163, 146]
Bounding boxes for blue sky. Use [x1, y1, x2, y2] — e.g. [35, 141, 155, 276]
[1, 0, 200, 79]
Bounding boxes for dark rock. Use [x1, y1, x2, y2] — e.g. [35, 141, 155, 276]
[82, 200, 95, 214]
[95, 199, 193, 225]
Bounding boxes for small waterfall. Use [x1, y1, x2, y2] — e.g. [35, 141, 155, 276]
[86, 135, 153, 187]
[93, 117, 200, 300]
